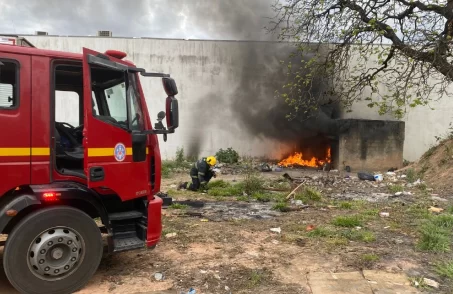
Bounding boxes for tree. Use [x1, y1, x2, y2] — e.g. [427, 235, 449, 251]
[269, 0, 453, 119]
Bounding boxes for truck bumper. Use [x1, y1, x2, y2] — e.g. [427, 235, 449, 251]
[146, 195, 162, 247]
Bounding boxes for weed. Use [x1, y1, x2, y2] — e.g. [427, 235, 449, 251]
[243, 170, 264, 195]
[161, 161, 173, 178]
[340, 230, 375, 242]
[409, 277, 428, 289]
[248, 270, 263, 288]
[326, 236, 349, 247]
[361, 253, 380, 263]
[431, 214, 453, 229]
[406, 168, 417, 183]
[403, 159, 411, 167]
[436, 260, 453, 279]
[272, 202, 290, 212]
[388, 184, 404, 193]
[252, 192, 272, 202]
[419, 165, 429, 178]
[447, 206, 453, 214]
[423, 145, 437, 159]
[175, 147, 185, 164]
[339, 202, 353, 209]
[169, 203, 188, 210]
[361, 209, 380, 217]
[236, 195, 250, 202]
[295, 187, 322, 203]
[417, 183, 428, 191]
[417, 223, 451, 252]
[208, 180, 231, 189]
[332, 215, 362, 227]
[307, 227, 335, 238]
[216, 147, 239, 164]
[208, 184, 243, 197]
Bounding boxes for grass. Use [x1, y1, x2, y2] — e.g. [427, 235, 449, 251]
[252, 192, 272, 202]
[339, 202, 353, 209]
[272, 202, 290, 212]
[388, 184, 404, 193]
[431, 214, 453, 229]
[406, 168, 417, 183]
[248, 270, 263, 288]
[417, 223, 451, 252]
[361, 253, 380, 263]
[436, 260, 453, 279]
[294, 187, 322, 203]
[208, 180, 231, 189]
[307, 227, 336, 238]
[340, 229, 376, 242]
[332, 215, 362, 227]
[409, 277, 429, 289]
[169, 203, 188, 210]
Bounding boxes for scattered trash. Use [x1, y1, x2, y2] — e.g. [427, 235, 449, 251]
[428, 206, 444, 213]
[306, 224, 316, 232]
[379, 212, 390, 217]
[355, 226, 362, 230]
[274, 167, 283, 172]
[400, 174, 407, 178]
[374, 174, 383, 182]
[200, 219, 209, 222]
[358, 172, 375, 181]
[225, 286, 230, 291]
[165, 232, 177, 238]
[423, 278, 440, 289]
[213, 273, 221, 280]
[403, 191, 412, 196]
[431, 196, 448, 202]
[384, 226, 390, 229]
[200, 270, 207, 274]
[270, 227, 281, 234]
[260, 163, 272, 172]
[386, 171, 396, 176]
[345, 166, 351, 172]
[154, 272, 164, 281]
[330, 169, 339, 173]
[294, 200, 304, 206]
[394, 192, 403, 196]
[170, 184, 177, 188]
[271, 240, 280, 245]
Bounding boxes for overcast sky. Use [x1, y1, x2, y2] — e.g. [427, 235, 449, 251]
[0, 0, 277, 40]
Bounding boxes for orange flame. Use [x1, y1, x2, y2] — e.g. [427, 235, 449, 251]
[278, 147, 331, 168]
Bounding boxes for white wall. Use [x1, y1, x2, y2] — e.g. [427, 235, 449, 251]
[24, 36, 453, 161]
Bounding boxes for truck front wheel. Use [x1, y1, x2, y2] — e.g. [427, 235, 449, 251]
[3, 206, 103, 294]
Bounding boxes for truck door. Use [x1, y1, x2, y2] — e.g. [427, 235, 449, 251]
[82, 48, 149, 201]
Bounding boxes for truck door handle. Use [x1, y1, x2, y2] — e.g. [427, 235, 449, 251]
[90, 167, 105, 182]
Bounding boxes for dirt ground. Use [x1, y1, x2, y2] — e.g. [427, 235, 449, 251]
[0, 168, 452, 293]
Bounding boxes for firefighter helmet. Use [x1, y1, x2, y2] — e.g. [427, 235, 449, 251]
[206, 156, 217, 166]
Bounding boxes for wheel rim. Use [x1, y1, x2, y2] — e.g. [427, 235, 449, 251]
[27, 227, 85, 281]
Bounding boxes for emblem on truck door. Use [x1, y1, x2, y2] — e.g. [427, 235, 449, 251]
[114, 143, 126, 162]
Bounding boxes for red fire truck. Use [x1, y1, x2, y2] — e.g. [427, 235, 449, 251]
[0, 40, 178, 293]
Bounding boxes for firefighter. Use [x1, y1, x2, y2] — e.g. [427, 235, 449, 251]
[178, 156, 217, 191]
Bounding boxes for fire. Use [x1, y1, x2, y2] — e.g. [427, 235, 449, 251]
[278, 147, 331, 168]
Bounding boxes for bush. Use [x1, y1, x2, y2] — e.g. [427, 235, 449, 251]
[176, 147, 185, 164]
[332, 215, 362, 227]
[216, 147, 239, 164]
[417, 223, 451, 252]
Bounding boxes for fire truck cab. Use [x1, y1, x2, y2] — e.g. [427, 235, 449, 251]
[0, 41, 178, 294]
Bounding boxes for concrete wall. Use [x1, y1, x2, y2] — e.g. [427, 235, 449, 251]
[337, 120, 405, 172]
[23, 36, 453, 162]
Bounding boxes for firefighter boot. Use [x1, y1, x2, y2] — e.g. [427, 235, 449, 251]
[177, 182, 188, 190]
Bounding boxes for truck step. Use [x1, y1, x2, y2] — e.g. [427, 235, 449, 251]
[113, 236, 145, 252]
[109, 211, 143, 221]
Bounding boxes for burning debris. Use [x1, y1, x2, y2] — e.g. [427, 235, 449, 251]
[278, 147, 332, 168]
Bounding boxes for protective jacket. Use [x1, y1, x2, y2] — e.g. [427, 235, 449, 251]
[190, 157, 214, 185]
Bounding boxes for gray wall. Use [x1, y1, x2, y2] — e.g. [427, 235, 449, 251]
[24, 36, 453, 162]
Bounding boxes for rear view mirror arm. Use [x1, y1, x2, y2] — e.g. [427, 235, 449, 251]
[127, 67, 170, 78]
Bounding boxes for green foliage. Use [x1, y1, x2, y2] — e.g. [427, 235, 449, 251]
[169, 203, 188, 210]
[215, 147, 239, 164]
[271, 0, 452, 119]
[417, 223, 451, 252]
[175, 147, 185, 164]
[340, 229, 375, 242]
[208, 180, 231, 189]
[208, 184, 243, 197]
[361, 253, 380, 263]
[436, 260, 453, 279]
[272, 202, 290, 212]
[388, 184, 404, 193]
[332, 215, 362, 227]
[252, 192, 272, 202]
[242, 168, 264, 196]
[405, 169, 417, 183]
[307, 227, 335, 238]
[294, 187, 322, 203]
[339, 202, 353, 209]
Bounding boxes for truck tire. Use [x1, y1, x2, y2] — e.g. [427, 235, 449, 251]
[3, 206, 103, 294]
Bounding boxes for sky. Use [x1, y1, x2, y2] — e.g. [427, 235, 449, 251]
[0, 0, 277, 40]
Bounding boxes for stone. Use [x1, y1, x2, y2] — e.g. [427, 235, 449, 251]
[423, 278, 439, 289]
[154, 272, 164, 281]
[308, 271, 373, 294]
[431, 196, 448, 202]
[165, 232, 177, 238]
[363, 270, 418, 293]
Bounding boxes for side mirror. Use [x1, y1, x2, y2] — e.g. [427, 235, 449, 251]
[162, 77, 178, 96]
[165, 96, 179, 131]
